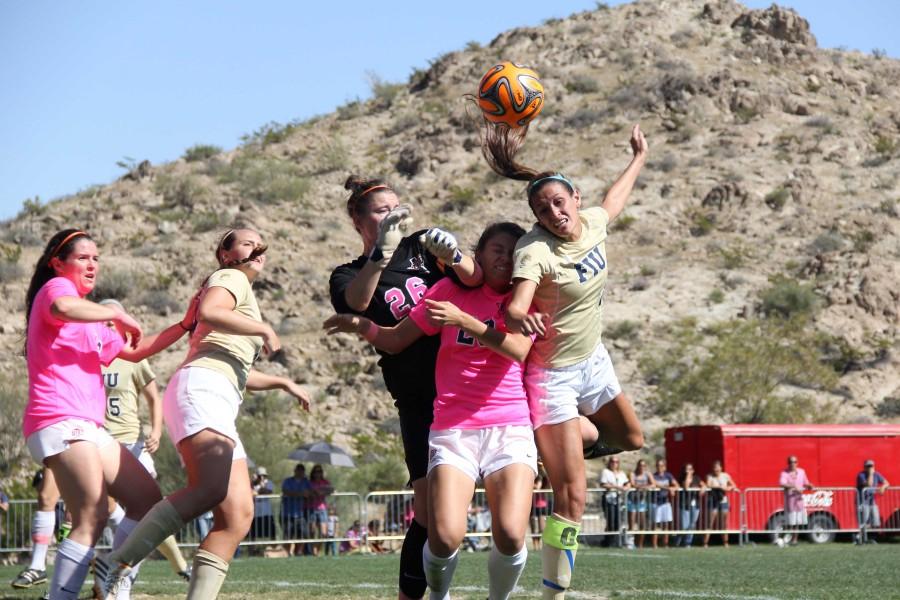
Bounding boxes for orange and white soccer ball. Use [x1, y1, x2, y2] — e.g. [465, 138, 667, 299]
[477, 62, 544, 128]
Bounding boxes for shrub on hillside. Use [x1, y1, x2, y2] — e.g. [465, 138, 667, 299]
[0, 365, 29, 477]
[219, 154, 311, 204]
[183, 144, 222, 162]
[639, 317, 838, 423]
[759, 275, 818, 318]
[153, 174, 209, 208]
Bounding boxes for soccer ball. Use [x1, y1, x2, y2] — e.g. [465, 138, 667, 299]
[477, 62, 544, 128]
[774, 537, 786, 547]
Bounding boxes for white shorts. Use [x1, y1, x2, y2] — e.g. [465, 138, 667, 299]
[786, 510, 808, 526]
[163, 366, 246, 461]
[654, 503, 674, 524]
[26, 419, 116, 464]
[427, 425, 538, 482]
[526, 342, 622, 429]
[122, 440, 157, 478]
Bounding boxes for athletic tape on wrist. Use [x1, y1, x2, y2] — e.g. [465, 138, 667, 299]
[542, 514, 580, 550]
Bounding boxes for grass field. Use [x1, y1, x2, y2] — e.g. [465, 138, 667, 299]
[1, 543, 896, 599]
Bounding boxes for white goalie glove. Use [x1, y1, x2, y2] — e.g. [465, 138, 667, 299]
[419, 227, 462, 264]
[369, 204, 413, 267]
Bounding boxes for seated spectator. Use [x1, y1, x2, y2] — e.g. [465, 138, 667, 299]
[675, 463, 705, 547]
[368, 519, 388, 554]
[704, 460, 735, 548]
[652, 458, 679, 548]
[600, 457, 629, 547]
[856, 459, 890, 543]
[628, 459, 655, 549]
[281, 463, 312, 556]
[340, 520, 364, 554]
[779, 455, 813, 546]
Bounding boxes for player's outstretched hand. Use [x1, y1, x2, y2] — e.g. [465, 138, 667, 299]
[323, 314, 363, 335]
[520, 312, 550, 337]
[370, 204, 413, 267]
[419, 228, 461, 263]
[285, 381, 311, 412]
[630, 123, 648, 161]
[424, 299, 466, 328]
[114, 311, 144, 349]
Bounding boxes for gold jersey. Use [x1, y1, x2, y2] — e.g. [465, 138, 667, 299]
[512, 206, 610, 368]
[103, 357, 155, 443]
[183, 268, 263, 391]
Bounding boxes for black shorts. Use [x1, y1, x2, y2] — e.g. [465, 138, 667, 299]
[395, 393, 434, 483]
[250, 515, 276, 540]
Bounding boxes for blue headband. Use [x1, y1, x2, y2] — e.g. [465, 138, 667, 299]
[528, 173, 575, 195]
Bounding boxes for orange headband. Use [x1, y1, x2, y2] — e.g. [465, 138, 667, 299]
[47, 231, 88, 265]
[359, 184, 389, 198]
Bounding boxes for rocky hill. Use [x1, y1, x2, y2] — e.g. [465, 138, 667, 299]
[2, 0, 898, 484]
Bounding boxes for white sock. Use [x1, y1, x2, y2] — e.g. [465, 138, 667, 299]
[29, 510, 56, 571]
[109, 504, 126, 527]
[488, 545, 528, 600]
[50, 537, 94, 600]
[423, 544, 458, 600]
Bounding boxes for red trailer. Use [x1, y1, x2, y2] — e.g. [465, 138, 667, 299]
[664, 424, 900, 542]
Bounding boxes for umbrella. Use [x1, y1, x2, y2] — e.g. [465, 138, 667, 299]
[288, 441, 356, 467]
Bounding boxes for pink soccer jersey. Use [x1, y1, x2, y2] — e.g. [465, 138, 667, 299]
[408, 278, 531, 430]
[23, 277, 124, 437]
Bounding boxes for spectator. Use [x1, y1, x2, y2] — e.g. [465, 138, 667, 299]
[530, 467, 552, 550]
[600, 457, 630, 547]
[325, 507, 340, 556]
[652, 458, 679, 548]
[367, 519, 388, 554]
[340, 520, 364, 554]
[779, 455, 814, 545]
[307, 464, 334, 556]
[249, 466, 275, 555]
[281, 463, 311, 556]
[856, 459, 890, 543]
[703, 460, 735, 548]
[0, 488, 8, 548]
[628, 459, 655, 549]
[675, 463, 705, 548]
[195, 511, 214, 542]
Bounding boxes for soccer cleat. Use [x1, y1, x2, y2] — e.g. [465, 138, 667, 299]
[178, 567, 192, 582]
[583, 439, 622, 460]
[93, 554, 132, 600]
[11, 567, 47, 589]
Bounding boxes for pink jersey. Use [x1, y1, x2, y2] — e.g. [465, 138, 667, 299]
[23, 277, 124, 437]
[408, 278, 531, 430]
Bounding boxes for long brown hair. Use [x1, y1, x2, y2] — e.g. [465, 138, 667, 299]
[478, 121, 575, 203]
[24, 229, 93, 354]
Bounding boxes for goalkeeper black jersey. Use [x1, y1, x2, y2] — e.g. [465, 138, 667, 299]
[329, 231, 460, 403]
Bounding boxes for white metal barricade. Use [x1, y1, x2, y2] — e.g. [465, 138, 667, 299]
[859, 486, 900, 543]
[742, 487, 859, 544]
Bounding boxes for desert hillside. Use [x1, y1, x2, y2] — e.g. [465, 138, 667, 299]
[2, 0, 898, 487]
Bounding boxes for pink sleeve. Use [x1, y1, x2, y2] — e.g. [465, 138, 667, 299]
[40, 278, 79, 324]
[98, 323, 125, 366]
[779, 471, 789, 487]
[408, 278, 455, 336]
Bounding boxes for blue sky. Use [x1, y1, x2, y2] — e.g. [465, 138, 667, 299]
[1, 1, 897, 220]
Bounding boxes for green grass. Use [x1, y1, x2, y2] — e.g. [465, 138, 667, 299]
[1, 544, 896, 599]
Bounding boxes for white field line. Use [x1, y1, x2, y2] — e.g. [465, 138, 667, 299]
[222, 580, 609, 598]
[615, 590, 794, 600]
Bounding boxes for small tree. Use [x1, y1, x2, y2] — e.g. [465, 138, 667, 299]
[640, 317, 838, 423]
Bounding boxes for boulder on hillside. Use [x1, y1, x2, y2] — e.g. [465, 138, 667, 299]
[731, 4, 817, 46]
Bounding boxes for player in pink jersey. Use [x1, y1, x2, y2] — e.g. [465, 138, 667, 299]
[22, 229, 200, 600]
[325, 222, 536, 600]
